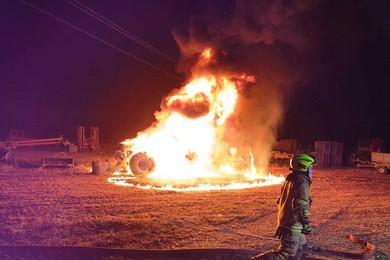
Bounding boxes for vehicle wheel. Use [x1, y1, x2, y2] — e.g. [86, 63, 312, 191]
[377, 166, 388, 174]
[129, 152, 155, 177]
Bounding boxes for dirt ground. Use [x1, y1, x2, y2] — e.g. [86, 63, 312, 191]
[0, 149, 389, 259]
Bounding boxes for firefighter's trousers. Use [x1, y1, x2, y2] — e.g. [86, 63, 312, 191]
[279, 223, 307, 257]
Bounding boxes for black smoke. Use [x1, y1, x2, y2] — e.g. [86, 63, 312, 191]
[170, 0, 379, 165]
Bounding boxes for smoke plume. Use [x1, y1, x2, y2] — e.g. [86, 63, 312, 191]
[171, 0, 322, 167]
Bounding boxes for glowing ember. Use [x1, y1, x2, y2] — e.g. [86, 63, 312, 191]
[110, 48, 284, 190]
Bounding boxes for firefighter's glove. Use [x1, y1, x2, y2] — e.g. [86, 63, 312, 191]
[275, 226, 291, 239]
[302, 224, 312, 235]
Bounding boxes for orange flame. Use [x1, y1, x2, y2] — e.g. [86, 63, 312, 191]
[197, 48, 213, 66]
[111, 48, 284, 190]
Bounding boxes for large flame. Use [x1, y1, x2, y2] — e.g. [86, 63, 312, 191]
[109, 49, 284, 190]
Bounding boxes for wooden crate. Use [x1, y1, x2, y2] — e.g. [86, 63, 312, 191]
[314, 141, 332, 167]
[315, 141, 344, 167]
[330, 141, 344, 167]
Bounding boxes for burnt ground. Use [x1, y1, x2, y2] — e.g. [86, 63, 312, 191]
[0, 148, 389, 260]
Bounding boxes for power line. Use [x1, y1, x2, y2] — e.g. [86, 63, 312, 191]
[65, 0, 177, 62]
[20, 0, 181, 80]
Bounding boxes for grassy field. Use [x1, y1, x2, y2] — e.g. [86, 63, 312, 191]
[0, 161, 389, 259]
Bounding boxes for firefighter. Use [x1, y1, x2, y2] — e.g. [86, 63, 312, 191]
[251, 153, 316, 260]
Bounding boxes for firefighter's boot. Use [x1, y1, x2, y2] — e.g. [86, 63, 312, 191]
[288, 249, 301, 260]
[301, 243, 308, 259]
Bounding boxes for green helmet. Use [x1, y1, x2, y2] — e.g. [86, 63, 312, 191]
[290, 154, 316, 172]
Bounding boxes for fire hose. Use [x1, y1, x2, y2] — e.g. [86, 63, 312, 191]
[0, 234, 378, 260]
[0, 224, 378, 259]
[174, 221, 377, 259]
[310, 234, 376, 259]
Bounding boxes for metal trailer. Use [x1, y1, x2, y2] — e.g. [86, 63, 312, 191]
[353, 152, 390, 174]
[371, 152, 390, 174]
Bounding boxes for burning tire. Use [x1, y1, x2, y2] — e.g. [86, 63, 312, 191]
[129, 152, 155, 177]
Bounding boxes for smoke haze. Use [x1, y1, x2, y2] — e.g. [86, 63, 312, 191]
[171, 0, 323, 165]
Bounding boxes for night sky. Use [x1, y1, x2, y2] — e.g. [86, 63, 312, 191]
[1, 0, 389, 152]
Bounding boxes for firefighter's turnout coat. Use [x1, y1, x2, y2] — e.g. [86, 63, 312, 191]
[277, 170, 311, 228]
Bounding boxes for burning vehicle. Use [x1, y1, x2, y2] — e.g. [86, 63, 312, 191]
[110, 48, 285, 190]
